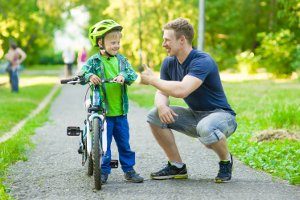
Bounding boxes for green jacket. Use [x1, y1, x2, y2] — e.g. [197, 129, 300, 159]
[81, 52, 137, 115]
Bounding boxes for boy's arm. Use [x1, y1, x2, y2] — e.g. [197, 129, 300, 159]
[80, 59, 95, 84]
[119, 58, 137, 85]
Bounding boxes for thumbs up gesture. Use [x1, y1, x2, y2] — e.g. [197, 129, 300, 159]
[140, 64, 155, 85]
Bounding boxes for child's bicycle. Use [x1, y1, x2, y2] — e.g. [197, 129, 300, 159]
[60, 75, 118, 190]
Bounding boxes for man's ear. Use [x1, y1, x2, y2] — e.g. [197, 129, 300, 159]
[179, 35, 186, 44]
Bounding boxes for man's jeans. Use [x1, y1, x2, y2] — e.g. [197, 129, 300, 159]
[147, 106, 237, 145]
[9, 68, 19, 92]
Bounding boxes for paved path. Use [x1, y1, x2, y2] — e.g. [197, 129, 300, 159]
[7, 85, 300, 200]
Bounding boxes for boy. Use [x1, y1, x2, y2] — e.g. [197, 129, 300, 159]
[80, 19, 143, 184]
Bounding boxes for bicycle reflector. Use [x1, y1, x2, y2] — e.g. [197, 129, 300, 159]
[67, 126, 82, 136]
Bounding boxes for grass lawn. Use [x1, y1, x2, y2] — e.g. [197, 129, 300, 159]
[0, 75, 59, 137]
[128, 80, 300, 184]
[25, 64, 63, 71]
[0, 73, 60, 199]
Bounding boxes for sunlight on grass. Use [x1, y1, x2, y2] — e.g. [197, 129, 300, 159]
[0, 75, 59, 88]
[220, 72, 299, 82]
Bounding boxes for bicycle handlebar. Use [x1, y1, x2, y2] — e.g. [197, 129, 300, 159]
[60, 76, 117, 85]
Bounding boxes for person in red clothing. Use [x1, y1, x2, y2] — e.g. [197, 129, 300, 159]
[77, 46, 87, 72]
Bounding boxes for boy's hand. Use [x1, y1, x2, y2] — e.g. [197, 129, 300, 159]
[113, 75, 125, 84]
[89, 75, 101, 85]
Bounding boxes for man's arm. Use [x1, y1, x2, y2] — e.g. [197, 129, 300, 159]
[155, 90, 170, 108]
[154, 90, 179, 124]
[141, 69, 202, 98]
[5, 50, 12, 62]
[17, 48, 26, 63]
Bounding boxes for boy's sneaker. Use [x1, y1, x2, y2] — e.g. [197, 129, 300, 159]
[124, 170, 144, 183]
[101, 173, 108, 184]
[150, 161, 188, 180]
[215, 153, 233, 183]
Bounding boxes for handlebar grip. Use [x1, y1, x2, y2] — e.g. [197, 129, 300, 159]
[60, 77, 78, 84]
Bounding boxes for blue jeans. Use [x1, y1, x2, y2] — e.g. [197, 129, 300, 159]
[101, 115, 135, 174]
[147, 106, 237, 145]
[9, 68, 19, 92]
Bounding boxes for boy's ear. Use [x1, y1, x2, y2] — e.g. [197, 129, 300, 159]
[97, 39, 103, 47]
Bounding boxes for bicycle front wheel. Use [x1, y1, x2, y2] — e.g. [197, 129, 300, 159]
[92, 118, 102, 190]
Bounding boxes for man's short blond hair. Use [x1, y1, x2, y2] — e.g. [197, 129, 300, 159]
[163, 18, 194, 45]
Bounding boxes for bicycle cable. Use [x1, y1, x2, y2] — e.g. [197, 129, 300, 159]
[84, 83, 105, 110]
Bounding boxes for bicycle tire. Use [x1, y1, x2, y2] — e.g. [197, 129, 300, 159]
[93, 118, 102, 190]
[86, 138, 93, 176]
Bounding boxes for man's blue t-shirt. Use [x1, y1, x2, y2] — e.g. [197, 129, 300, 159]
[160, 49, 236, 116]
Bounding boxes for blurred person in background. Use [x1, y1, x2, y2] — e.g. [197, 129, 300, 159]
[77, 46, 87, 72]
[62, 47, 75, 77]
[5, 42, 26, 93]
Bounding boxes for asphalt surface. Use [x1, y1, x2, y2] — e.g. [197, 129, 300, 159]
[6, 84, 300, 200]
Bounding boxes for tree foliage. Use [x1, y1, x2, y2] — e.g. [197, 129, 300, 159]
[0, 0, 78, 64]
[84, 0, 298, 75]
[0, 0, 298, 75]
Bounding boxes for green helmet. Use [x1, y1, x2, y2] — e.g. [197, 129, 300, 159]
[89, 19, 123, 47]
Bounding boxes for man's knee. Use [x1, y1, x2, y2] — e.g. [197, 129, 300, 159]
[196, 121, 225, 145]
[147, 107, 158, 120]
[147, 107, 168, 129]
[147, 107, 159, 125]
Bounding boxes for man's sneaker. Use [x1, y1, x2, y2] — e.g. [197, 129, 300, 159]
[150, 161, 188, 180]
[101, 173, 108, 184]
[124, 170, 144, 183]
[215, 154, 233, 183]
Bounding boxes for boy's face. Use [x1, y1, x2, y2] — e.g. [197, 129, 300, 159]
[100, 31, 121, 56]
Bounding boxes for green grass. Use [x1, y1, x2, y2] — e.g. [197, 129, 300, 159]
[25, 64, 63, 71]
[0, 83, 55, 137]
[0, 85, 60, 200]
[128, 80, 300, 184]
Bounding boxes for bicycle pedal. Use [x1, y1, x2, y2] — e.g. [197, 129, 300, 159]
[67, 126, 82, 136]
[110, 160, 118, 168]
[78, 147, 83, 154]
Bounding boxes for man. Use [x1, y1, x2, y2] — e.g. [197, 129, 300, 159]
[62, 47, 75, 77]
[140, 18, 237, 183]
[5, 42, 26, 92]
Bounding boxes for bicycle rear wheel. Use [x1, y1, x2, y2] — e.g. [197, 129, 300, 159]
[92, 118, 102, 190]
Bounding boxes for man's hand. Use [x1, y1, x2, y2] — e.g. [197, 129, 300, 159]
[89, 74, 101, 85]
[113, 75, 125, 84]
[157, 105, 178, 124]
[140, 64, 155, 85]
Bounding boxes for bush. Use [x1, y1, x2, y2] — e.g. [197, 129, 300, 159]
[207, 45, 237, 70]
[39, 51, 63, 65]
[255, 30, 297, 76]
[236, 51, 260, 74]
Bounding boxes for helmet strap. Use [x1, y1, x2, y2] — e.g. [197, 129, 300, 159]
[104, 51, 114, 58]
